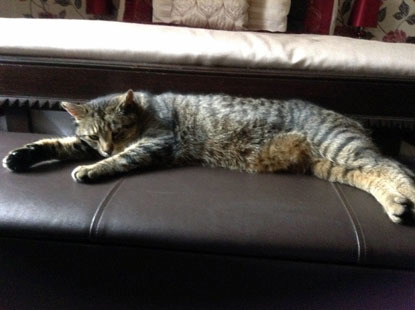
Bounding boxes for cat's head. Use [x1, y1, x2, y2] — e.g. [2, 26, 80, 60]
[62, 90, 144, 157]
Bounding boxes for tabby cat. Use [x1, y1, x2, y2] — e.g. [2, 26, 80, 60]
[3, 90, 415, 224]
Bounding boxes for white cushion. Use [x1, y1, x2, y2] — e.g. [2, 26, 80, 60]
[1, 18, 415, 79]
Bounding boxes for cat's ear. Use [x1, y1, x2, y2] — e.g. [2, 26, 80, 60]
[61, 101, 87, 120]
[119, 89, 137, 113]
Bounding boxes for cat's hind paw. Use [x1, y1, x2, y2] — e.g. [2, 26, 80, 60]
[381, 191, 415, 224]
[2, 146, 39, 172]
[71, 165, 100, 183]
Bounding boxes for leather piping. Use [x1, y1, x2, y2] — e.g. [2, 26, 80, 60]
[89, 178, 125, 241]
[331, 183, 367, 264]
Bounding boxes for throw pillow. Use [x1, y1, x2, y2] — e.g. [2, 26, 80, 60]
[247, 0, 291, 32]
[153, 0, 249, 31]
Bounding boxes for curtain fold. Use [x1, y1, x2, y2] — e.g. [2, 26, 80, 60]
[349, 0, 381, 27]
[304, 0, 337, 34]
[304, 0, 382, 35]
[86, 0, 112, 15]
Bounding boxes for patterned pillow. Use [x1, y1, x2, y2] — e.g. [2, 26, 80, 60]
[247, 0, 291, 32]
[335, 0, 415, 44]
[377, 0, 415, 43]
[153, 0, 249, 31]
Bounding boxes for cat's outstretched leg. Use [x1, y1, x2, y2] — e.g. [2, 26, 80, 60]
[311, 158, 415, 224]
[72, 136, 173, 183]
[310, 125, 415, 223]
[2, 137, 96, 172]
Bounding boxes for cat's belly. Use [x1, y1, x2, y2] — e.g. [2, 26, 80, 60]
[197, 132, 314, 173]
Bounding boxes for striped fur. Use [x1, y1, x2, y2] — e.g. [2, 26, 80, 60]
[3, 90, 415, 224]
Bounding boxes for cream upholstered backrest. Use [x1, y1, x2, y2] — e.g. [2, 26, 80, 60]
[1, 18, 415, 79]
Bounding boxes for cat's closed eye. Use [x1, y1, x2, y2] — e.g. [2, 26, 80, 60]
[89, 135, 99, 141]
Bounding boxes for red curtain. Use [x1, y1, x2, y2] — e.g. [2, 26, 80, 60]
[349, 0, 381, 28]
[86, 0, 112, 15]
[122, 0, 153, 23]
[304, 0, 382, 35]
[304, 0, 336, 34]
[86, 0, 152, 22]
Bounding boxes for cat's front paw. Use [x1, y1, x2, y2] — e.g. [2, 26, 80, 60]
[2, 145, 40, 172]
[71, 165, 101, 183]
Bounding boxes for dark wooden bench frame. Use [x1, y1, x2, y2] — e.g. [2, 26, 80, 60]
[1, 55, 415, 134]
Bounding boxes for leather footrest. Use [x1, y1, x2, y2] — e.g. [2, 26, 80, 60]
[1, 132, 414, 269]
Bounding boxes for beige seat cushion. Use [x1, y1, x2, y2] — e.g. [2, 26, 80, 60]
[1, 18, 415, 79]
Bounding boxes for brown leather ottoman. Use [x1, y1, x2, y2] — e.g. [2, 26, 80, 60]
[0, 131, 414, 309]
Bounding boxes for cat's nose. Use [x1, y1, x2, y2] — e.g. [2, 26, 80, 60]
[102, 143, 113, 156]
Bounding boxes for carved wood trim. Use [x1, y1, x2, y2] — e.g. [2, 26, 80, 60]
[0, 96, 66, 111]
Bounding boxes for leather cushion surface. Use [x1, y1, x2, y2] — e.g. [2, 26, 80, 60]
[0, 132, 116, 241]
[1, 132, 414, 269]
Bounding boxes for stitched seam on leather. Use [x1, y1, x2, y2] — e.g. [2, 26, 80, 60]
[89, 178, 125, 241]
[331, 183, 367, 264]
